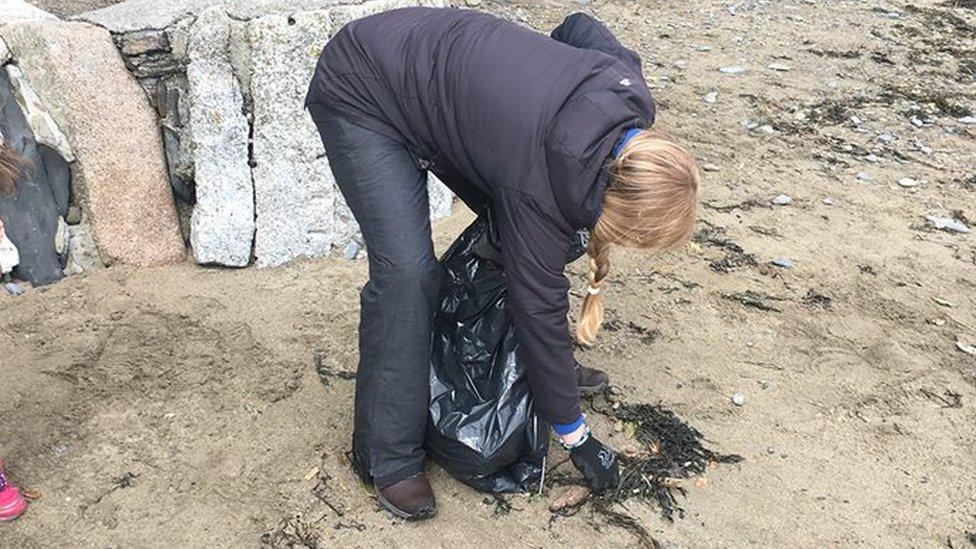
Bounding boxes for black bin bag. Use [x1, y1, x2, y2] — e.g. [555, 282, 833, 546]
[426, 213, 590, 493]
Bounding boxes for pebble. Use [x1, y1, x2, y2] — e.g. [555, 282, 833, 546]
[957, 341, 976, 356]
[759, 379, 771, 390]
[772, 194, 792, 205]
[719, 66, 747, 75]
[865, 154, 880, 163]
[731, 393, 747, 406]
[897, 177, 919, 188]
[919, 145, 933, 155]
[850, 115, 863, 126]
[4, 282, 24, 296]
[926, 215, 971, 234]
[821, 197, 834, 206]
[771, 257, 794, 269]
[696, 45, 713, 52]
[856, 172, 872, 181]
[703, 91, 718, 104]
[66, 206, 82, 225]
[766, 446, 776, 455]
[759, 124, 775, 134]
[876, 132, 894, 143]
[702, 162, 721, 172]
[767, 62, 791, 72]
[342, 241, 361, 259]
[958, 116, 976, 125]
[911, 116, 924, 127]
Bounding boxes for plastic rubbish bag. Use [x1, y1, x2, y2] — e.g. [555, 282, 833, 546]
[425, 213, 589, 493]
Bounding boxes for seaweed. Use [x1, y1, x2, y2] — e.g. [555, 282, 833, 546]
[802, 289, 833, 309]
[313, 349, 356, 388]
[694, 225, 759, 274]
[724, 291, 784, 312]
[581, 392, 743, 547]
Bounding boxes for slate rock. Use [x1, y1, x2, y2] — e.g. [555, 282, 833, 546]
[0, 67, 63, 285]
[187, 8, 254, 267]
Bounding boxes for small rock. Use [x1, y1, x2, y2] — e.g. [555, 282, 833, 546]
[731, 393, 746, 406]
[865, 154, 880, 163]
[66, 206, 82, 225]
[850, 115, 863, 126]
[759, 124, 775, 134]
[4, 282, 24, 296]
[919, 145, 933, 155]
[770, 257, 794, 269]
[772, 194, 792, 206]
[958, 116, 976, 125]
[703, 91, 718, 104]
[897, 178, 919, 188]
[821, 197, 834, 206]
[856, 172, 872, 181]
[767, 62, 791, 72]
[911, 116, 924, 127]
[342, 241, 361, 259]
[876, 132, 894, 143]
[696, 45, 712, 52]
[702, 162, 721, 172]
[925, 215, 971, 234]
[759, 379, 771, 390]
[549, 485, 591, 512]
[766, 446, 776, 455]
[958, 341, 976, 356]
[465, 0, 481, 5]
[719, 66, 747, 75]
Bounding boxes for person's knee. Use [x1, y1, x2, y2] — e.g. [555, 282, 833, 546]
[371, 255, 442, 287]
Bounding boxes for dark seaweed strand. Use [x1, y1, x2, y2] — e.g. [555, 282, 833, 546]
[586, 392, 743, 546]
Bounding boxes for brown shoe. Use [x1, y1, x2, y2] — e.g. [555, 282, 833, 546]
[576, 361, 609, 396]
[376, 474, 436, 520]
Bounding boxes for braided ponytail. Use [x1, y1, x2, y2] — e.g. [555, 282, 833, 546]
[574, 128, 700, 346]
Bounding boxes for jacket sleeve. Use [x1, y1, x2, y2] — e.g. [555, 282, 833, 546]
[550, 13, 643, 75]
[492, 188, 582, 425]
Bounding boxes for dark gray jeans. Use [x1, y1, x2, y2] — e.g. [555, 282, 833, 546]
[310, 103, 443, 489]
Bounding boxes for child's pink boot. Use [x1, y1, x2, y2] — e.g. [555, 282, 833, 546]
[0, 461, 28, 522]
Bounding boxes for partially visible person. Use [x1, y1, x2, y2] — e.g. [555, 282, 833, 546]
[0, 140, 28, 522]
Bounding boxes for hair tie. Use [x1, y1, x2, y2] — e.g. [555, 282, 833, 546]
[612, 127, 642, 157]
[586, 285, 601, 296]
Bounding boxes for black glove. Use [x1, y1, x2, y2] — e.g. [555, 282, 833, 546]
[568, 432, 620, 492]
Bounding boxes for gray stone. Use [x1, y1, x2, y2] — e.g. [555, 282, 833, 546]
[864, 153, 879, 163]
[958, 116, 976, 125]
[897, 177, 919, 188]
[731, 393, 746, 406]
[4, 281, 24, 295]
[65, 205, 82, 225]
[772, 194, 792, 205]
[856, 171, 872, 181]
[821, 197, 834, 206]
[767, 62, 791, 72]
[0, 0, 57, 24]
[701, 162, 721, 172]
[64, 218, 104, 274]
[925, 215, 970, 234]
[249, 0, 450, 268]
[770, 257, 793, 269]
[719, 65, 746, 75]
[342, 240, 360, 260]
[187, 8, 254, 267]
[703, 91, 717, 104]
[4, 65, 75, 161]
[119, 29, 170, 56]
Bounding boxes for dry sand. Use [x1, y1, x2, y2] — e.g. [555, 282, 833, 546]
[2, 0, 975, 547]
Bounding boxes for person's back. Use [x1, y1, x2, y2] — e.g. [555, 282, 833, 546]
[307, 7, 653, 216]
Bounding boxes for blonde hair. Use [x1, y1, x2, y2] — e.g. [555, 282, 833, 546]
[0, 143, 22, 196]
[576, 129, 700, 345]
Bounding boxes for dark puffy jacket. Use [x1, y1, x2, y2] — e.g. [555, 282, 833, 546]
[306, 8, 655, 424]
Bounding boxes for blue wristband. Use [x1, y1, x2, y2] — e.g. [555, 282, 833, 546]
[552, 414, 585, 436]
